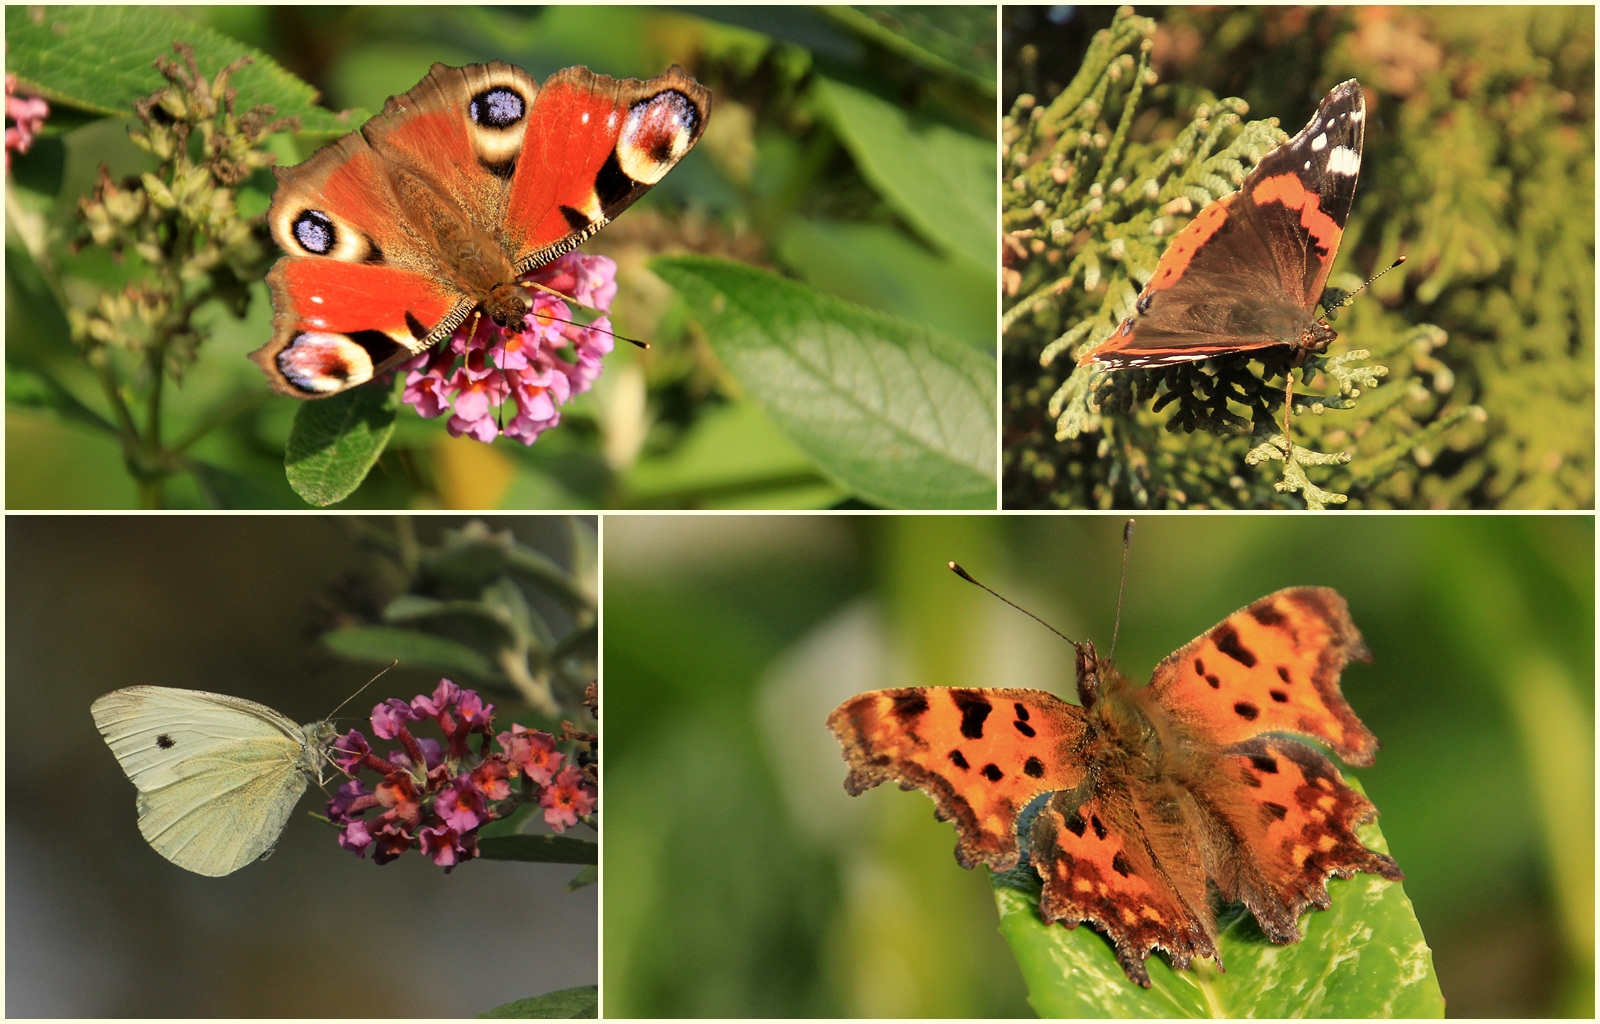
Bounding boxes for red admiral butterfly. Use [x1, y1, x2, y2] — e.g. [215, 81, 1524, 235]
[1079, 80, 1367, 372]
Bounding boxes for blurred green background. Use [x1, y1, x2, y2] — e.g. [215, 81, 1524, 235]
[6, 515, 595, 1016]
[603, 513, 1593, 1017]
[6, 5, 996, 509]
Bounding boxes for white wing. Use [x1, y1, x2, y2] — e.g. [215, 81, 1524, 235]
[91, 686, 319, 877]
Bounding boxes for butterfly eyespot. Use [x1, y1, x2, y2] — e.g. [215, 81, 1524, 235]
[277, 331, 381, 394]
[469, 87, 526, 129]
[615, 90, 700, 186]
[156, 734, 175, 749]
[292, 210, 337, 255]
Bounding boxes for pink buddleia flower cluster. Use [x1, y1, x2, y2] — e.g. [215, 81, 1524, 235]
[398, 251, 618, 445]
[328, 679, 596, 871]
[5, 72, 49, 171]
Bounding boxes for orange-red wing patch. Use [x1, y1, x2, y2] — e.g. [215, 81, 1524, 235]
[1148, 587, 1377, 764]
[1198, 738, 1403, 943]
[1141, 194, 1237, 295]
[826, 687, 1087, 870]
[1030, 787, 1218, 987]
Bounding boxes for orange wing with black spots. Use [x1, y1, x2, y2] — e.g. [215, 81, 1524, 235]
[1199, 737, 1404, 943]
[1148, 586, 1377, 764]
[1030, 786, 1218, 986]
[826, 688, 1088, 870]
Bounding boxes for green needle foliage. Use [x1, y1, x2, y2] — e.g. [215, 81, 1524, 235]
[1003, 6, 1586, 509]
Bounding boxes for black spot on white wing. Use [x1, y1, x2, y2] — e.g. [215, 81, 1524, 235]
[156, 734, 174, 749]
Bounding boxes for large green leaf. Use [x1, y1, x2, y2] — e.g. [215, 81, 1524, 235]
[813, 76, 994, 264]
[995, 783, 1443, 1017]
[4, 5, 360, 134]
[283, 385, 397, 507]
[776, 218, 994, 349]
[479, 985, 598, 1019]
[821, 6, 997, 92]
[320, 626, 501, 683]
[652, 256, 996, 509]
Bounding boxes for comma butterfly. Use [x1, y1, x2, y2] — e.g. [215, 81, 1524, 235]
[827, 577, 1401, 987]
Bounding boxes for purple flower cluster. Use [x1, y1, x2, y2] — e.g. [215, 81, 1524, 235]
[398, 251, 618, 445]
[328, 679, 596, 871]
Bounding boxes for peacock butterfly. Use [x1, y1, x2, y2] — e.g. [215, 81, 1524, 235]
[251, 62, 711, 398]
[827, 582, 1402, 987]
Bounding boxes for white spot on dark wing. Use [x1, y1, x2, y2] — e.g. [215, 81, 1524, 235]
[1328, 146, 1361, 176]
[1348, 109, 1364, 123]
[1311, 133, 1328, 152]
[1303, 160, 1312, 170]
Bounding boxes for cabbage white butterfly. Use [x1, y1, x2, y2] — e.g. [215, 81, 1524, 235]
[91, 686, 340, 877]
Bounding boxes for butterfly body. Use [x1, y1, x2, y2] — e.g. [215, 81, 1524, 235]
[1078, 81, 1364, 370]
[828, 586, 1403, 986]
[253, 62, 710, 397]
[92, 686, 339, 877]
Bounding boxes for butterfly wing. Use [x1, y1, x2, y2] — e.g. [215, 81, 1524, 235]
[91, 686, 318, 877]
[1198, 737, 1403, 945]
[1079, 81, 1365, 368]
[1029, 785, 1218, 986]
[252, 62, 709, 399]
[1146, 586, 1377, 764]
[255, 124, 476, 397]
[498, 65, 710, 271]
[1145, 589, 1402, 949]
[827, 687, 1088, 871]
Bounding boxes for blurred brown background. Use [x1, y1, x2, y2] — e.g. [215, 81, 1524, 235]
[6, 515, 595, 1016]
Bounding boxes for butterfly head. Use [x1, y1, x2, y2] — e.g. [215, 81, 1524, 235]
[483, 284, 530, 329]
[1074, 639, 1103, 709]
[303, 719, 341, 784]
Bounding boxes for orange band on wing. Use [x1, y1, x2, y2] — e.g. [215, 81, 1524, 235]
[1143, 195, 1236, 293]
[280, 260, 455, 336]
[1251, 173, 1341, 254]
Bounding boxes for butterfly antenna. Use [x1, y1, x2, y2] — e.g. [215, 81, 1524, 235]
[1289, 256, 1406, 454]
[326, 660, 399, 722]
[1108, 519, 1135, 660]
[948, 562, 1081, 648]
[1325, 255, 1407, 314]
[520, 280, 651, 349]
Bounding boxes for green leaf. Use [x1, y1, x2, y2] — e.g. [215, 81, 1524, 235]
[478, 985, 598, 1019]
[813, 76, 994, 263]
[651, 256, 996, 510]
[820, 6, 997, 92]
[320, 626, 501, 682]
[4, 6, 361, 134]
[283, 385, 397, 507]
[477, 834, 598, 865]
[776, 218, 994, 349]
[996, 783, 1443, 1017]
